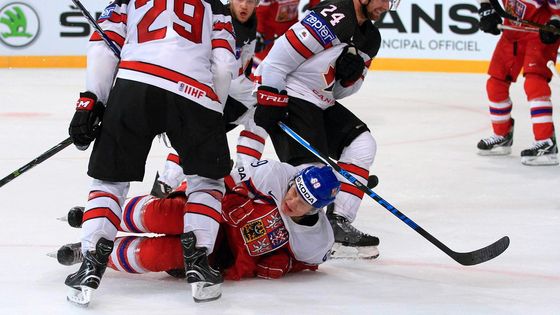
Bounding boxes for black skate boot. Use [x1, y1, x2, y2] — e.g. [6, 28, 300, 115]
[477, 119, 514, 156]
[150, 172, 172, 199]
[67, 206, 84, 228]
[56, 242, 83, 266]
[166, 269, 186, 279]
[520, 135, 559, 166]
[327, 206, 380, 259]
[65, 238, 113, 307]
[181, 232, 223, 302]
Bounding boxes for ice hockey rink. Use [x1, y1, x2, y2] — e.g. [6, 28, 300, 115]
[0, 68, 558, 314]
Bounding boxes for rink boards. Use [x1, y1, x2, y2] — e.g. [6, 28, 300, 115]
[0, 0, 505, 73]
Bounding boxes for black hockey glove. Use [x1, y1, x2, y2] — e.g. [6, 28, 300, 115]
[69, 91, 105, 151]
[353, 21, 381, 59]
[335, 46, 365, 87]
[540, 19, 560, 44]
[478, 2, 502, 35]
[254, 86, 289, 134]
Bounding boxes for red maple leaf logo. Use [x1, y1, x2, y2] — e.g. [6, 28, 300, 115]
[323, 65, 335, 88]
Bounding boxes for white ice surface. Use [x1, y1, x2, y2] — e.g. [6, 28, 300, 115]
[0, 69, 558, 314]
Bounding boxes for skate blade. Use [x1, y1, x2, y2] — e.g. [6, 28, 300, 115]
[521, 154, 559, 166]
[330, 243, 380, 260]
[478, 146, 512, 156]
[67, 286, 94, 307]
[57, 215, 68, 222]
[190, 282, 222, 303]
[46, 251, 57, 259]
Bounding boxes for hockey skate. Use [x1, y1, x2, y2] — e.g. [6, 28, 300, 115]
[67, 206, 84, 228]
[65, 238, 113, 307]
[181, 232, 223, 302]
[166, 269, 187, 279]
[520, 135, 559, 166]
[327, 206, 380, 259]
[477, 119, 514, 156]
[48, 242, 83, 266]
[57, 206, 84, 228]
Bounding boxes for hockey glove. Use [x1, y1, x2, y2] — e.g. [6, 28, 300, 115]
[540, 19, 560, 44]
[256, 250, 292, 279]
[254, 86, 289, 134]
[221, 185, 254, 227]
[69, 92, 105, 150]
[335, 46, 365, 87]
[478, 2, 502, 35]
[353, 21, 381, 59]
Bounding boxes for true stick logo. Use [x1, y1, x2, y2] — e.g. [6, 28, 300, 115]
[0, 2, 40, 48]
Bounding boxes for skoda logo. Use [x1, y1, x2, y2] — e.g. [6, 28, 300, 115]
[0, 2, 40, 48]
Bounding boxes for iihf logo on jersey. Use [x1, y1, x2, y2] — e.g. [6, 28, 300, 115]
[178, 81, 206, 99]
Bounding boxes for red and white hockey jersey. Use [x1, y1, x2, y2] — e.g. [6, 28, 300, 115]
[255, 0, 380, 109]
[86, 0, 237, 113]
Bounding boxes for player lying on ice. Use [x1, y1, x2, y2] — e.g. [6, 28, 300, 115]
[55, 159, 341, 284]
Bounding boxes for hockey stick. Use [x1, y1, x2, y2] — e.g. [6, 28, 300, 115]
[497, 24, 538, 33]
[0, 137, 73, 188]
[278, 122, 510, 266]
[489, 0, 560, 35]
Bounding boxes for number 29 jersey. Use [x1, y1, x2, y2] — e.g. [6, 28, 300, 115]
[86, 0, 237, 113]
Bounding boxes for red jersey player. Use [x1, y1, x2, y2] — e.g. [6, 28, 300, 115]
[477, 0, 559, 165]
[55, 160, 340, 282]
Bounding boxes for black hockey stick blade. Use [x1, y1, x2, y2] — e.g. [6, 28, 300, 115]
[449, 236, 510, 266]
[489, 0, 560, 34]
[0, 137, 73, 188]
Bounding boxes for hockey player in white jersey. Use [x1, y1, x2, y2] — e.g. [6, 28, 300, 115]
[66, 0, 237, 305]
[253, 0, 398, 258]
[154, 0, 269, 193]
